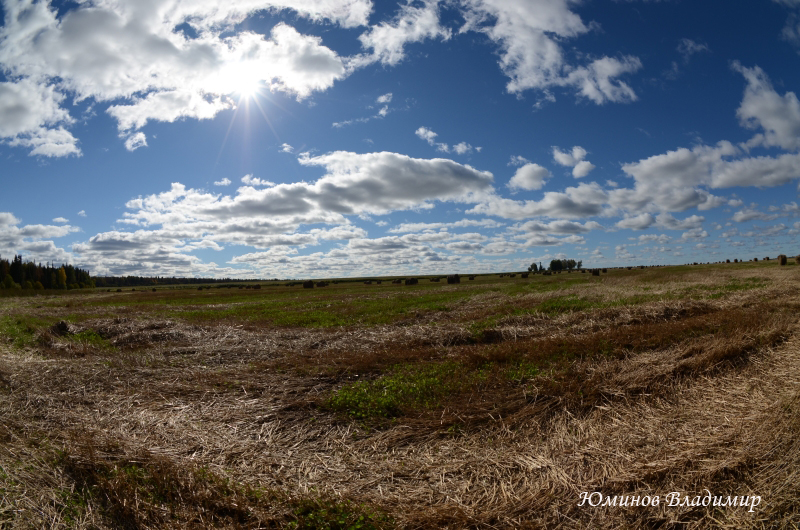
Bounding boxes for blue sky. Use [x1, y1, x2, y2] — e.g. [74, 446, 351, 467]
[2, 0, 800, 278]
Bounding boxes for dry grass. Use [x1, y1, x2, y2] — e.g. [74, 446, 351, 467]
[1, 264, 799, 528]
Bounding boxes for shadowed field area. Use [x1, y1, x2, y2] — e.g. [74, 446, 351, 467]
[2, 263, 800, 528]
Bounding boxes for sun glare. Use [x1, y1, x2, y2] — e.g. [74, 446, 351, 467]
[235, 76, 261, 101]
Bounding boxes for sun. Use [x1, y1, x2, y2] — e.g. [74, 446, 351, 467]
[234, 76, 261, 102]
[226, 64, 263, 102]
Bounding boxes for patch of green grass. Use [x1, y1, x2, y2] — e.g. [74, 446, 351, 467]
[326, 362, 480, 419]
[176, 289, 477, 328]
[0, 315, 54, 349]
[535, 295, 598, 315]
[506, 361, 541, 382]
[289, 498, 394, 529]
[68, 329, 115, 351]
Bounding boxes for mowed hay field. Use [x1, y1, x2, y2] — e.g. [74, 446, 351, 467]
[2, 263, 800, 528]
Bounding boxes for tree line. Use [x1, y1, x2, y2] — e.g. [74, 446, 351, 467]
[528, 259, 582, 273]
[0, 255, 93, 290]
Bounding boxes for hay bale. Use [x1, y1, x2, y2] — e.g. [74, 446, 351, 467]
[446, 274, 461, 284]
[316, 281, 328, 287]
[468, 275, 475, 280]
[521, 272, 529, 278]
[581, 269, 585, 273]
[602, 268, 607, 273]
[796, 256, 800, 265]
[726, 259, 730, 263]
[303, 280, 314, 289]
[779, 254, 787, 265]
[734, 259, 738, 263]
[404, 278, 418, 285]
[591, 269, 600, 276]
[51, 320, 78, 336]
[765, 257, 770, 261]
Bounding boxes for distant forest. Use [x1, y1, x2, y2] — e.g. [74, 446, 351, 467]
[0, 255, 92, 290]
[93, 276, 265, 287]
[0, 255, 266, 290]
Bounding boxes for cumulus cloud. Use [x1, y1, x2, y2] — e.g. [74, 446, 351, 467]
[0, 78, 81, 157]
[0, 212, 78, 263]
[731, 208, 779, 222]
[389, 218, 503, 233]
[677, 38, 710, 62]
[552, 146, 595, 178]
[507, 163, 550, 190]
[0, 0, 360, 153]
[77, 210, 86, 217]
[280, 143, 294, 153]
[508, 155, 531, 166]
[616, 213, 655, 230]
[53, 217, 69, 223]
[734, 63, 800, 151]
[124, 132, 148, 152]
[470, 182, 608, 220]
[214, 178, 232, 186]
[73, 152, 496, 274]
[517, 220, 602, 234]
[460, 0, 642, 103]
[356, 0, 451, 66]
[240, 174, 276, 187]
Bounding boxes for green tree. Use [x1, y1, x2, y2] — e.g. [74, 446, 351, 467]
[528, 263, 538, 272]
[550, 259, 563, 272]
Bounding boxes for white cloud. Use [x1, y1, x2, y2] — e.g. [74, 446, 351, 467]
[572, 160, 596, 178]
[552, 146, 595, 178]
[470, 182, 608, 220]
[389, 218, 504, 233]
[507, 163, 551, 190]
[415, 126, 438, 144]
[376, 92, 393, 104]
[637, 234, 671, 244]
[214, 178, 232, 186]
[677, 38, 710, 62]
[0, 212, 78, 264]
[77, 210, 86, 217]
[616, 213, 655, 230]
[0, 78, 81, 157]
[679, 228, 708, 241]
[91, 151, 495, 274]
[280, 143, 294, 153]
[0, 1, 359, 152]
[508, 155, 531, 166]
[52, 217, 69, 223]
[241, 174, 276, 187]
[734, 62, 800, 151]
[356, 0, 451, 66]
[124, 132, 147, 151]
[453, 142, 474, 155]
[460, 0, 642, 103]
[518, 220, 602, 235]
[731, 208, 779, 222]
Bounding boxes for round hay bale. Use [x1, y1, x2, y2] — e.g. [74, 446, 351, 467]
[779, 254, 788, 266]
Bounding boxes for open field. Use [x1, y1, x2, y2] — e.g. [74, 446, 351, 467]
[2, 262, 800, 528]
